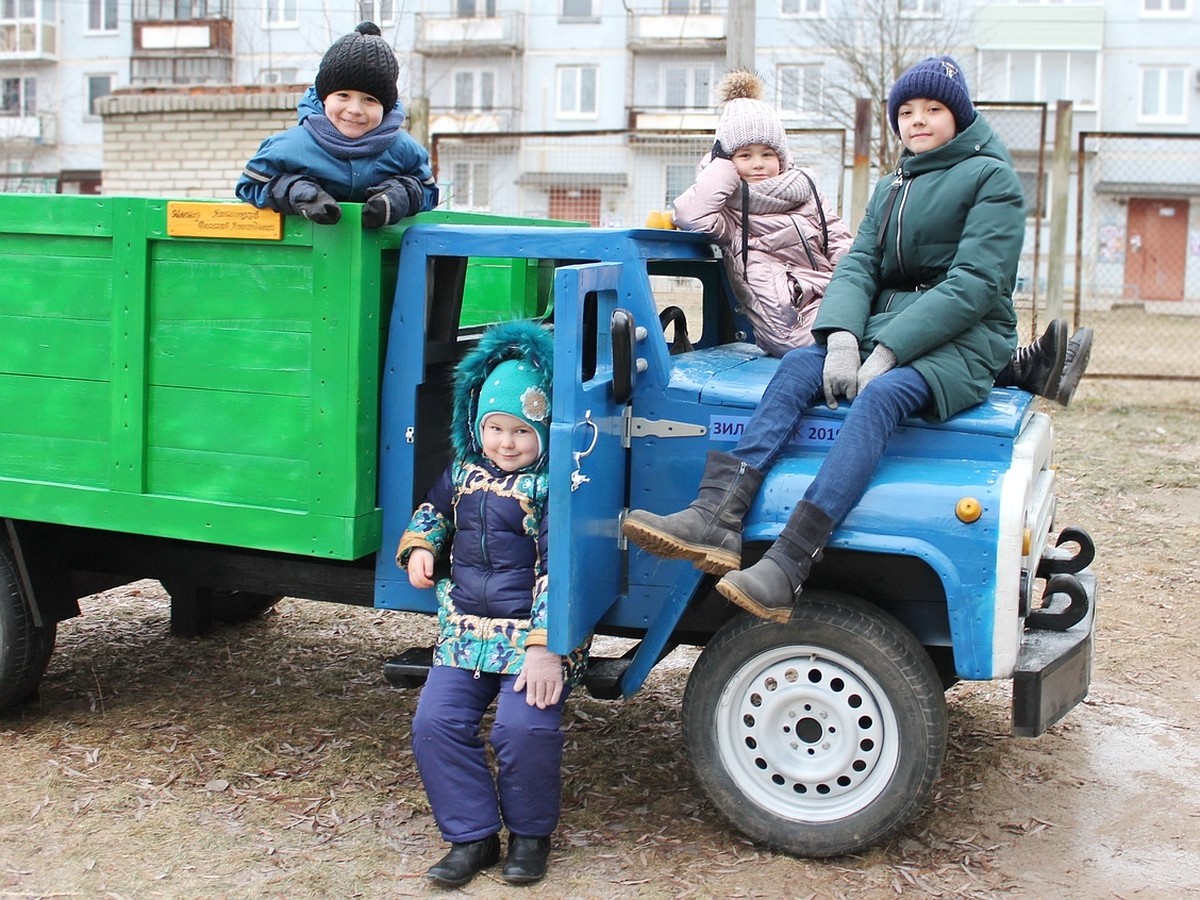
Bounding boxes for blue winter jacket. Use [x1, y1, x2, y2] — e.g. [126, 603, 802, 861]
[235, 87, 437, 210]
[398, 460, 591, 680]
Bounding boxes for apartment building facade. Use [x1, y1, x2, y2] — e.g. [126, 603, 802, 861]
[2, 1, 1197, 305]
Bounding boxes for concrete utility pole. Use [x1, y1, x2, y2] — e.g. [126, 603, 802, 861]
[1045, 100, 1073, 322]
[726, 0, 756, 73]
[850, 98, 873, 232]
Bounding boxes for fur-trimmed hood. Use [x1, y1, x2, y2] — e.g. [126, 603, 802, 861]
[452, 321, 555, 467]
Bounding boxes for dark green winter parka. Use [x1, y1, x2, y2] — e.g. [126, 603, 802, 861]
[813, 113, 1024, 421]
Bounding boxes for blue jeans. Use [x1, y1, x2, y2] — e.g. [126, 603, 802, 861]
[732, 344, 931, 527]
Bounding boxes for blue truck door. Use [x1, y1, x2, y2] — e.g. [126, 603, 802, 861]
[547, 262, 626, 654]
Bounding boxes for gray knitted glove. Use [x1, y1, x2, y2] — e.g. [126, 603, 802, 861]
[822, 331, 861, 408]
[514, 645, 563, 709]
[856, 344, 897, 394]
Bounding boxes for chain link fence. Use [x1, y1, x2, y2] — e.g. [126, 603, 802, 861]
[431, 109, 1056, 345]
[1076, 132, 1200, 380]
[426, 112, 1200, 383]
[431, 127, 847, 229]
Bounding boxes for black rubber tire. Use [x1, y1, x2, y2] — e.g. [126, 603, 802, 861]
[682, 591, 947, 858]
[0, 541, 57, 709]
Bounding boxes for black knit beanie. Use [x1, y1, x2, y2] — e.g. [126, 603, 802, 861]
[887, 56, 976, 135]
[314, 22, 399, 112]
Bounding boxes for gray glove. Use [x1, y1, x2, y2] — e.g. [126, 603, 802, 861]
[274, 176, 342, 225]
[856, 344, 897, 394]
[822, 331, 861, 408]
[514, 645, 564, 709]
[361, 176, 425, 228]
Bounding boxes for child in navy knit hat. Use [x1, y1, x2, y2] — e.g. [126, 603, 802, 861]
[236, 22, 438, 228]
[886, 56, 1092, 403]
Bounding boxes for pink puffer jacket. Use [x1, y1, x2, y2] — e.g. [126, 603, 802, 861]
[673, 155, 853, 358]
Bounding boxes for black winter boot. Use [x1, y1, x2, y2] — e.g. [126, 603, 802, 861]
[716, 500, 836, 623]
[502, 834, 552, 885]
[1055, 327, 1094, 407]
[426, 833, 501, 887]
[622, 450, 764, 575]
[995, 319, 1067, 400]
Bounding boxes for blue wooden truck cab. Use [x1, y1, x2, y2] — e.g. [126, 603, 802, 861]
[371, 222, 1095, 856]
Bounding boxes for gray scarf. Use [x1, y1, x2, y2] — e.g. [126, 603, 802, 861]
[721, 165, 822, 276]
[302, 108, 404, 160]
[726, 167, 815, 214]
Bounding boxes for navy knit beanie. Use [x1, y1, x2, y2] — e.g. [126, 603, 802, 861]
[314, 22, 398, 112]
[887, 56, 976, 135]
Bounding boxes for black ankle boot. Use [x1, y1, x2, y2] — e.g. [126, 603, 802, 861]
[716, 500, 836, 623]
[426, 833, 501, 887]
[502, 834, 552, 885]
[622, 450, 765, 575]
[996, 319, 1067, 400]
[1055, 327, 1093, 406]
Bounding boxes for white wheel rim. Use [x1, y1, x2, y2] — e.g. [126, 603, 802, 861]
[714, 643, 901, 823]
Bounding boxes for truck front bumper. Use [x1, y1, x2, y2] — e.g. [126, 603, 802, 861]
[1012, 568, 1097, 737]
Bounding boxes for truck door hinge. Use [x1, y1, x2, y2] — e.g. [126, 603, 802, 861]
[622, 406, 708, 448]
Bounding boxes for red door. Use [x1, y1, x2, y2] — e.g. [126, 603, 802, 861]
[549, 187, 601, 226]
[1124, 198, 1188, 301]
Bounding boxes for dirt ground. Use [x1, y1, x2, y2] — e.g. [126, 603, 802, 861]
[2, 379, 1198, 899]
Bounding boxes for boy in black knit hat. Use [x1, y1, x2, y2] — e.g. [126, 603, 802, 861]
[236, 22, 438, 228]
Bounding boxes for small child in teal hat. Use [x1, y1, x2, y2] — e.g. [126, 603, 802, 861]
[396, 320, 585, 888]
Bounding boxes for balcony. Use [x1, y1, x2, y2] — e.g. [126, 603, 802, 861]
[0, 113, 54, 143]
[415, 11, 524, 56]
[429, 108, 519, 135]
[0, 15, 57, 62]
[131, 17, 233, 86]
[628, 11, 725, 54]
[630, 108, 718, 132]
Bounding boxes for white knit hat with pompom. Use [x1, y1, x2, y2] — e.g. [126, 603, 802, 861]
[714, 70, 792, 169]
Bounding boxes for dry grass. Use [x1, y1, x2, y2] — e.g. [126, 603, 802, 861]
[2, 379, 1198, 898]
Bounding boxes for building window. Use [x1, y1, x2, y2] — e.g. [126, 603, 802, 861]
[979, 50, 1097, 108]
[259, 68, 298, 85]
[456, 0, 496, 17]
[665, 0, 714, 11]
[453, 70, 495, 113]
[1, 77, 36, 116]
[449, 161, 491, 210]
[782, 0, 824, 15]
[263, 0, 297, 27]
[562, 0, 593, 15]
[663, 65, 711, 110]
[778, 64, 822, 114]
[88, 0, 118, 32]
[1139, 67, 1187, 123]
[86, 75, 112, 118]
[899, 0, 942, 15]
[1141, 0, 1190, 15]
[357, 0, 395, 24]
[557, 65, 597, 118]
[132, 1, 232, 19]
